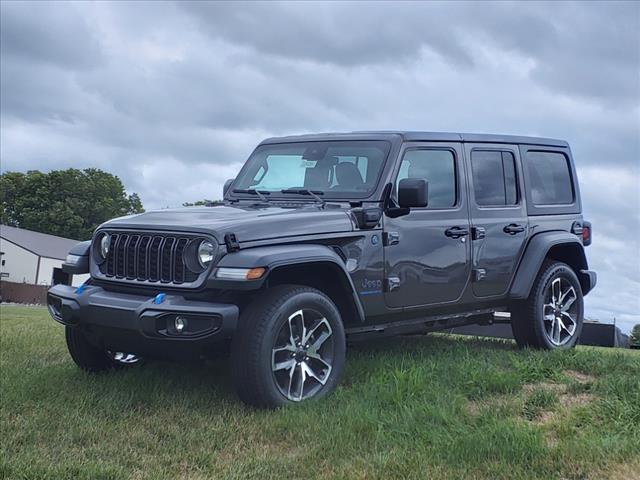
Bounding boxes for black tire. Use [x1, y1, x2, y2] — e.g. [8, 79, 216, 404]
[65, 327, 143, 372]
[511, 260, 584, 349]
[231, 285, 346, 408]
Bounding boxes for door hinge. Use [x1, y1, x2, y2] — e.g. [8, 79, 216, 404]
[386, 276, 401, 292]
[472, 227, 486, 240]
[383, 231, 400, 246]
[473, 268, 486, 282]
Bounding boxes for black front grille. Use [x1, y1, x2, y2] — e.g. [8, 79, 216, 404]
[98, 232, 202, 285]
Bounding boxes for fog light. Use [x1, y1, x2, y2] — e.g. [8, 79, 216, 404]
[175, 316, 187, 333]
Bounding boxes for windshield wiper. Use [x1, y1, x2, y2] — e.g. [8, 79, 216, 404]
[232, 188, 271, 203]
[280, 188, 326, 207]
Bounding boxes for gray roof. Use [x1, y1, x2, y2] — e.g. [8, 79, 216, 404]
[260, 131, 568, 147]
[0, 225, 80, 260]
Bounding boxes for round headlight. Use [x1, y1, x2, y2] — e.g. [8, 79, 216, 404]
[197, 240, 216, 268]
[99, 234, 111, 259]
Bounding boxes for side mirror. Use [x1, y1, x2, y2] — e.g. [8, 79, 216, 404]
[223, 179, 234, 197]
[398, 178, 428, 208]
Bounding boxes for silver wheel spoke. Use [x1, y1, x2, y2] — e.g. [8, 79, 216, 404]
[307, 330, 332, 356]
[287, 364, 294, 399]
[287, 310, 303, 346]
[273, 358, 296, 372]
[561, 293, 576, 312]
[301, 360, 328, 385]
[297, 363, 306, 401]
[302, 317, 330, 346]
[560, 311, 577, 333]
[559, 285, 576, 305]
[551, 278, 561, 304]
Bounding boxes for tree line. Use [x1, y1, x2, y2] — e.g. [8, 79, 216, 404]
[1, 169, 144, 240]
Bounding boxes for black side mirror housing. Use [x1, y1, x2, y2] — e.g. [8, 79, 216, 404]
[398, 178, 428, 208]
[223, 179, 234, 197]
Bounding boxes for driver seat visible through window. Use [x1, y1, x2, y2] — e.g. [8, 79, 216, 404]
[332, 162, 364, 190]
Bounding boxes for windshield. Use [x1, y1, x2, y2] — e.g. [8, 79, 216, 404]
[232, 141, 391, 198]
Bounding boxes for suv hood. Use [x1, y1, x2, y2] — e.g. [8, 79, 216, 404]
[100, 204, 355, 244]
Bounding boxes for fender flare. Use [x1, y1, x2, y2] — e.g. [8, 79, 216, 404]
[209, 244, 365, 322]
[62, 240, 91, 274]
[509, 231, 591, 300]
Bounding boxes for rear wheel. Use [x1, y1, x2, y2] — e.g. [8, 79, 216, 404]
[231, 285, 346, 408]
[65, 326, 142, 372]
[511, 261, 584, 349]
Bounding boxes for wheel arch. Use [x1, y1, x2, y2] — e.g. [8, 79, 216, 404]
[213, 244, 365, 325]
[510, 231, 592, 300]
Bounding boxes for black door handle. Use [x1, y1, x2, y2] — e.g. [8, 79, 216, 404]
[503, 224, 525, 235]
[445, 226, 469, 238]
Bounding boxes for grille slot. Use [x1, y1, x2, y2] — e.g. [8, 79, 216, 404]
[98, 232, 204, 285]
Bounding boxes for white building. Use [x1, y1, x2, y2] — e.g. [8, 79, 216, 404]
[0, 225, 88, 286]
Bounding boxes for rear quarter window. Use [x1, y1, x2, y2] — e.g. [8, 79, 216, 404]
[525, 151, 574, 205]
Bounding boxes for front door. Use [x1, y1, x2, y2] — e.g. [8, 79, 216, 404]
[384, 143, 471, 309]
[464, 143, 529, 298]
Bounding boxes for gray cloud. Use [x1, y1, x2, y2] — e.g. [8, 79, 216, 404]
[0, 1, 103, 69]
[1, 0, 638, 332]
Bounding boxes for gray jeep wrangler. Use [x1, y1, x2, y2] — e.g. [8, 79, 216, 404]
[48, 132, 596, 407]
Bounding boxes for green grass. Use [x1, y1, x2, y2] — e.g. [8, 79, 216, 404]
[1, 304, 639, 480]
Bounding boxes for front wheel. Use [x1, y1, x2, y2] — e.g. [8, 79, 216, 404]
[511, 261, 584, 349]
[231, 285, 346, 408]
[65, 326, 143, 372]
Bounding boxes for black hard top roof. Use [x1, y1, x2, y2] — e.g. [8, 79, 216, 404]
[259, 131, 568, 148]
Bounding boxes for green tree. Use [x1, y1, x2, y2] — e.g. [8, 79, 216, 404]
[630, 324, 640, 346]
[1, 168, 144, 240]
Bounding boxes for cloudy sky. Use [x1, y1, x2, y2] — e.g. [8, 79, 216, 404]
[1, 1, 639, 332]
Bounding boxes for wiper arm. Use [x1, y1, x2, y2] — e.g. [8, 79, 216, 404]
[280, 188, 326, 207]
[232, 188, 271, 203]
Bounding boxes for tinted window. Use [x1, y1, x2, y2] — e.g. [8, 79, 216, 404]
[233, 141, 390, 198]
[525, 151, 573, 205]
[397, 149, 456, 208]
[471, 150, 518, 206]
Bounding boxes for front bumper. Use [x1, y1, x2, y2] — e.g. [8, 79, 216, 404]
[47, 283, 239, 358]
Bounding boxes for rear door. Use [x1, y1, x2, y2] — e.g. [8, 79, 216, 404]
[464, 143, 529, 298]
[383, 142, 471, 308]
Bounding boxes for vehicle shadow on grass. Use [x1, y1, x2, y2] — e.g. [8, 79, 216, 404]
[37, 334, 519, 415]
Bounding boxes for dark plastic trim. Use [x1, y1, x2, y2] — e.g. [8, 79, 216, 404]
[210, 244, 366, 322]
[509, 231, 589, 300]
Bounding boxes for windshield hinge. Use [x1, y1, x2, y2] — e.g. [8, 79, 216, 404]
[224, 233, 240, 253]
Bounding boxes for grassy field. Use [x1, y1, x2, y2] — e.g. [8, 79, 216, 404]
[1, 304, 639, 480]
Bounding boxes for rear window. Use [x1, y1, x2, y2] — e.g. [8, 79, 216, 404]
[525, 151, 574, 205]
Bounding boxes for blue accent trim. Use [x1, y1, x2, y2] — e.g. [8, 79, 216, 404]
[359, 290, 382, 296]
[154, 293, 166, 304]
[75, 283, 87, 295]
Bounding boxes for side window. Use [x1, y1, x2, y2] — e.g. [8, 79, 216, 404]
[471, 150, 518, 206]
[397, 149, 456, 208]
[525, 151, 574, 205]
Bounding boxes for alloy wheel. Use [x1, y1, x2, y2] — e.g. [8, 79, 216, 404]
[271, 309, 335, 402]
[542, 277, 578, 346]
[107, 351, 142, 365]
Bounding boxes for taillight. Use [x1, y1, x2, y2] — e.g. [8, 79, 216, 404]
[582, 222, 592, 246]
[571, 221, 592, 246]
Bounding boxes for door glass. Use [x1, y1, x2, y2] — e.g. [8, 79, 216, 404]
[471, 150, 518, 206]
[397, 150, 456, 208]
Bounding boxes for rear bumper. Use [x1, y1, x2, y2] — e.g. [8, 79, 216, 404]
[47, 283, 239, 358]
[579, 269, 597, 296]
